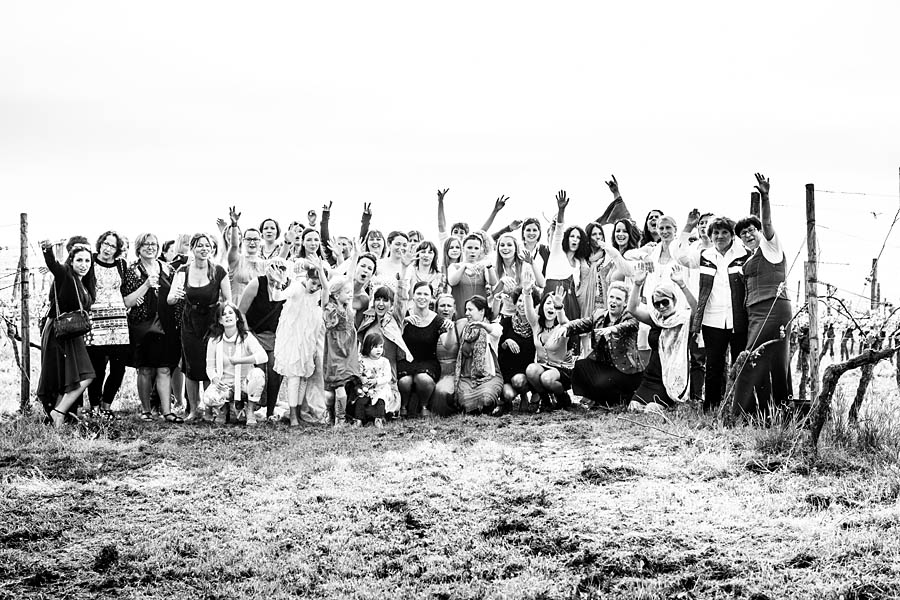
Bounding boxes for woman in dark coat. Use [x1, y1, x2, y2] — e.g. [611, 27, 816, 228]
[37, 240, 96, 427]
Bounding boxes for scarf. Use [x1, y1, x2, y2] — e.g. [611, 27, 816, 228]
[215, 333, 243, 401]
[511, 311, 532, 339]
[455, 321, 490, 385]
[358, 309, 414, 362]
[649, 287, 690, 402]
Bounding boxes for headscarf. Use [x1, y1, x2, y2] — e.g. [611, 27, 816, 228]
[649, 282, 690, 402]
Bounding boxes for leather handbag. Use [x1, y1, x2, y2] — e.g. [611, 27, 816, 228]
[53, 276, 92, 341]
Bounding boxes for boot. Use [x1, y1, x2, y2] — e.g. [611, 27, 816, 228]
[246, 400, 259, 427]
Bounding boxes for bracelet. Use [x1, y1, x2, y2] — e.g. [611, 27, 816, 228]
[553, 303, 564, 309]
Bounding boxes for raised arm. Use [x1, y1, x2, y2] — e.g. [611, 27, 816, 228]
[669, 265, 697, 312]
[523, 282, 539, 328]
[40, 240, 66, 279]
[754, 173, 775, 240]
[219, 271, 233, 304]
[627, 269, 653, 326]
[480, 195, 509, 232]
[436, 188, 449, 236]
[227, 206, 242, 270]
[320, 201, 336, 266]
[237, 275, 260, 315]
[359, 203, 372, 243]
[491, 219, 522, 241]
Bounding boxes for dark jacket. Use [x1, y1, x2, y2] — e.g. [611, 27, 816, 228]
[566, 309, 642, 375]
[44, 246, 93, 318]
[692, 246, 751, 334]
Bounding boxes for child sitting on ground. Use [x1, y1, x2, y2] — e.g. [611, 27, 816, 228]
[355, 332, 391, 428]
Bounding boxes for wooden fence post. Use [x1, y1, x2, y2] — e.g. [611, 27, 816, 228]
[805, 184, 819, 415]
[19, 213, 31, 414]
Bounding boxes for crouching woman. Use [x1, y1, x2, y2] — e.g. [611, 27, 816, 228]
[203, 302, 267, 425]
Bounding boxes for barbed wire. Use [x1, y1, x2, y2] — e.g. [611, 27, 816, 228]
[815, 189, 900, 199]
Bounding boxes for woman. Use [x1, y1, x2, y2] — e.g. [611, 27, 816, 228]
[455, 295, 504, 414]
[259, 218, 282, 260]
[557, 282, 643, 407]
[84, 230, 131, 417]
[203, 303, 267, 425]
[576, 223, 614, 342]
[732, 173, 793, 419]
[448, 233, 496, 320]
[640, 209, 663, 247]
[226, 207, 267, 302]
[362, 229, 387, 259]
[37, 240, 96, 427]
[674, 215, 751, 411]
[238, 257, 289, 421]
[432, 293, 460, 415]
[123, 233, 182, 422]
[398, 282, 452, 417]
[371, 231, 410, 296]
[626, 264, 696, 412]
[441, 236, 462, 293]
[408, 240, 443, 297]
[520, 217, 550, 278]
[493, 233, 544, 316]
[167, 233, 231, 421]
[351, 253, 378, 328]
[544, 190, 588, 333]
[498, 287, 537, 413]
[524, 285, 573, 410]
[357, 285, 412, 417]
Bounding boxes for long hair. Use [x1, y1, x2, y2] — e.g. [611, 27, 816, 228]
[584, 222, 606, 252]
[207, 302, 249, 343]
[189, 233, 216, 280]
[537, 291, 559, 331]
[494, 233, 524, 282]
[442, 236, 462, 274]
[612, 218, 641, 254]
[465, 294, 493, 322]
[414, 241, 439, 275]
[65, 244, 96, 303]
[561, 225, 590, 261]
[298, 227, 323, 259]
[641, 210, 663, 246]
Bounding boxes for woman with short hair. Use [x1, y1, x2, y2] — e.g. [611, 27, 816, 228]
[123, 233, 182, 422]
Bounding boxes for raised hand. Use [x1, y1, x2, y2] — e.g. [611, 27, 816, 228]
[633, 265, 648, 284]
[307, 210, 317, 227]
[363, 202, 372, 216]
[754, 173, 770, 196]
[494, 195, 510, 213]
[605, 174, 620, 198]
[40, 239, 52, 251]
[229, 206, 241, 225]
[685, 209, 701, 232]
[508, 219, 523, 231]
[555, 190, 569, 210]
[323, 200, 333, 212]
[670, 264, 685, 285]
[437, 188, 449, 203]
[216, 218, 227, 234]
[284, 228, 298, 246]
[553, 284, 566, 307]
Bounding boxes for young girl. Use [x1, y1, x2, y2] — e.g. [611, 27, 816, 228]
[274, 258, 330, 427]
[202, 303, 267, 425]
[323, 275, 361, 426]
[356, 331, 391, 428]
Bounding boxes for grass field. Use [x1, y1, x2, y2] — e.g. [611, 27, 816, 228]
[2, 341, 900, 599]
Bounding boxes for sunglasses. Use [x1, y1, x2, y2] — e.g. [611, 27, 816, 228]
[652, 299, 672, 310]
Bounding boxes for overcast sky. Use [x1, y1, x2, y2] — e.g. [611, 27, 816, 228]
[2, 1, 899, 310]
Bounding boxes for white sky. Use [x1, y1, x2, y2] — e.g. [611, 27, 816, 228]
[2, 1, 900, 311]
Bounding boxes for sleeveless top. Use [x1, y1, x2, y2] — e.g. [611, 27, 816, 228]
[743, 248, 787, 306]
[245, 275, 284, 334]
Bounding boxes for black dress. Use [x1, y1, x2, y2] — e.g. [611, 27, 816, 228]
[498, 313, 535, 384]
[179, 264, 226, 381]
[397, 315, 442, 381]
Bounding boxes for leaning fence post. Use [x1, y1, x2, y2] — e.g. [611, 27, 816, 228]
[19, 212, 31, 414]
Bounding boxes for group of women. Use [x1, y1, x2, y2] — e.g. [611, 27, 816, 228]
[36, 173, 795, 428]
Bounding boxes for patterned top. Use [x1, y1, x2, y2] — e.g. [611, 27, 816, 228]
[86, 258, 130, 346]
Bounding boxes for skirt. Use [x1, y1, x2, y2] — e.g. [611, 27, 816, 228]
[132, 331, 181, 370]
[36, 318, 96, 413]
[456, 374, 503, 413]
